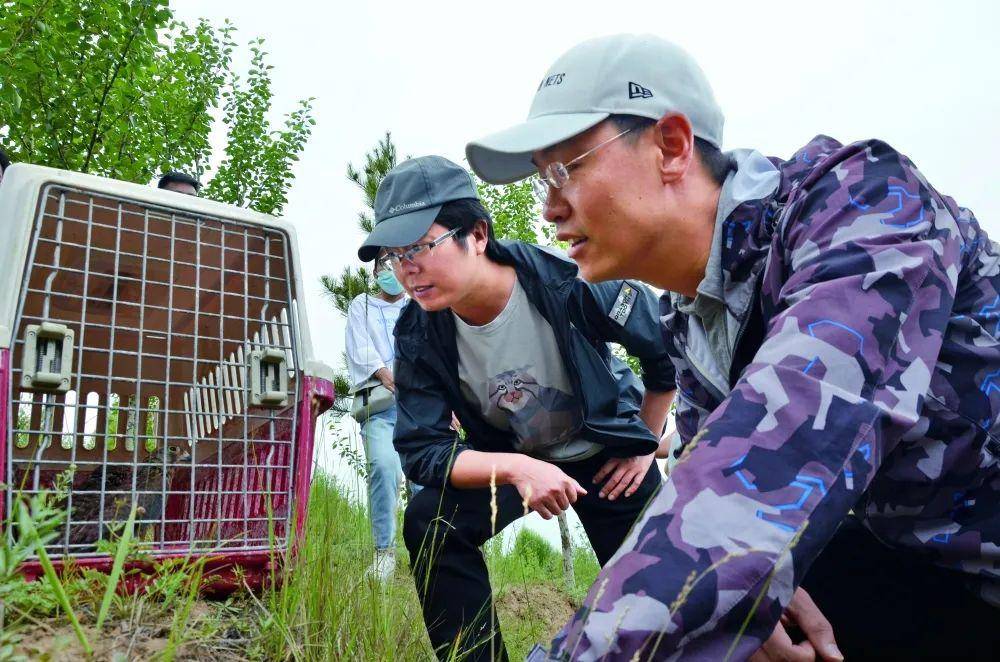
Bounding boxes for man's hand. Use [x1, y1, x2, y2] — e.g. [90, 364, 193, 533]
[374, 366, 395, 393]
[655, 430, 674, 460]
[749, 587, 843, 662]
[509, 456, 587, 519]
[593, 452, 655, 500]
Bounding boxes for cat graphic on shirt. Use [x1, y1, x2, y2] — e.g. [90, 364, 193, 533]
[488, 367, 579, 451]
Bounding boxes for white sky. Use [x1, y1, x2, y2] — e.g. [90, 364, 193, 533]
[171, 0, 1000, 543]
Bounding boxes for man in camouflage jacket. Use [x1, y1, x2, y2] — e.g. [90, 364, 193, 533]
[467, 34, 1000, 660]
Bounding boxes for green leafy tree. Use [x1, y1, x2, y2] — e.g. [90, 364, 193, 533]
[0, 0, 313, 215]
[477, 178, 558, 246]
[202, 39, 316, 214]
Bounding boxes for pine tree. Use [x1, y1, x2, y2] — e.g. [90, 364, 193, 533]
[320, 132, 400, 414]
[321, 132, 398, 315]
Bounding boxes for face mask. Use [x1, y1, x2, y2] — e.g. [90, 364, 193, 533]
[376, 269, 404, 296]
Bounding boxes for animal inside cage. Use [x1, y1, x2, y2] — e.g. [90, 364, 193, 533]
[0, 164, 334, 591]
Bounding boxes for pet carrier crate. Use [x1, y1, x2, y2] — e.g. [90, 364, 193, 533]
[0, 164, 335, 592]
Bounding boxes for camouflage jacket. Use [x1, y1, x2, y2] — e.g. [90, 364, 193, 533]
[542, 136, 1000, 660]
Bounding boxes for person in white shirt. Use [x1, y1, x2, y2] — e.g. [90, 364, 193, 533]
[345, 263, 410, 581]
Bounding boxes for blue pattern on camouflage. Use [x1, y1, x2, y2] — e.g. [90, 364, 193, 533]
[539, 136, 1000, 660]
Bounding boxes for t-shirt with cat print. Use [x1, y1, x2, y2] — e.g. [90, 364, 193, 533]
[453, 277, 602, 462]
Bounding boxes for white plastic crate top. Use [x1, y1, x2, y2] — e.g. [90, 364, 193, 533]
[0, 162, 333, 385]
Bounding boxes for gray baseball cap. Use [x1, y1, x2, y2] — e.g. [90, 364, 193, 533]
[358, 155, 479, 262]
[466, 34, 724, 184]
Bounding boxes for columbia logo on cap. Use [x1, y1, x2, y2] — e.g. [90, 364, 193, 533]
[387, 200, 426, 214]
[628, 82, 653, 99]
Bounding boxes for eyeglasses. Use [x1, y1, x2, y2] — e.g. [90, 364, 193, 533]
[376, 227, 461, 272]
[530, 127, 633, 205]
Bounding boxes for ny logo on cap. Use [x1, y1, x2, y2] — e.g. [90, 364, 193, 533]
[628, 82, 653, 99]
[538, 73, 566, 91]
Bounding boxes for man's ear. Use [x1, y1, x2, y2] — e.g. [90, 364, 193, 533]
[652, 113, 695, 184]
[473, 220, 490, 255]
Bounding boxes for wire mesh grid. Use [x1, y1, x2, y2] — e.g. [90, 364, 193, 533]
[4, 185, 302, 558]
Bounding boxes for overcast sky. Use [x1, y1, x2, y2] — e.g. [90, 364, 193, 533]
[172, 0, 999, 373]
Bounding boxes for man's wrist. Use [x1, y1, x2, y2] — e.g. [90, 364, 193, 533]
[497, 453, 530, 485]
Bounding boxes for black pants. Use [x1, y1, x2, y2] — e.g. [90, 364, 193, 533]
[801, 517, 1000, 661]
[403, 453, 662, 662]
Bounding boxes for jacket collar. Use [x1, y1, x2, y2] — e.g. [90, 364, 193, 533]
[491, 240, 579, 286]
[673, 148, 780, 318]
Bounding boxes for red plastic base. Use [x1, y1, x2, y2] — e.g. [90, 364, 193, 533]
[17, 548, 277, 596]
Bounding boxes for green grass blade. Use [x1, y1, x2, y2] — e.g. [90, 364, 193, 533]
[161, 560, 205, 662]
[96, 501, 138, 630]
[19, 500, 93, 656]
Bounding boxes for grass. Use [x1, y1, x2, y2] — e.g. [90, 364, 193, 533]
[250, 473, 432, 660]
[0, 471, 600, 661]
[252, 473, 600, 660]
[0, 481, 236, 661]
[485, 527, 600, 658]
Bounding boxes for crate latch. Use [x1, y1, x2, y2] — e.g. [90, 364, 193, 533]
[250, 348, 289, 408]
[21, 322, 75, 393]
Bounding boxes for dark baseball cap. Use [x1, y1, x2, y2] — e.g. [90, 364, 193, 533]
[358, 155, 479, 262]
[157, 170, 201, 191]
